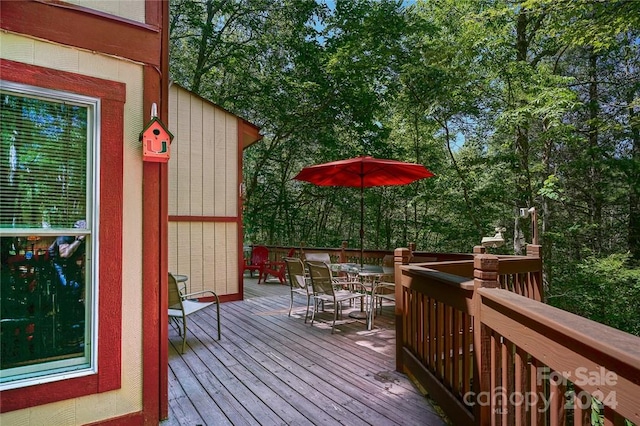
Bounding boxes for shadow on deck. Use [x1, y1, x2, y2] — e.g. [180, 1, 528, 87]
[162, 276, 447, 426]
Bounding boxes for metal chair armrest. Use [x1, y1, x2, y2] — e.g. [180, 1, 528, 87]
[182, 290, 219, 301]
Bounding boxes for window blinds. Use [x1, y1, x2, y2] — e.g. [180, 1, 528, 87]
[0, 92, 88, 229]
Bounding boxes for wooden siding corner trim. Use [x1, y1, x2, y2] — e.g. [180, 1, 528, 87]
[237, 118, 246, 299]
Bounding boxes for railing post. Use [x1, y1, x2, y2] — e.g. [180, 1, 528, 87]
[526, 244, 543, 301]
[473, 245, 486, 255]
[526, 244, 541, 258]
[472, 253, 499, 426]
[394, 247, 411, 373]
[340, 241, 348, 263]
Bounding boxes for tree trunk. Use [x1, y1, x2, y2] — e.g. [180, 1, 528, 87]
[587, 48, 603, 254]
[190, 0, 216, 93]
[513, 8, 534, 254]
[628, 91, 640, 260]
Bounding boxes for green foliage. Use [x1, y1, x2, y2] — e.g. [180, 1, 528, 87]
[538, 174, 562, 201]
[549, 253, 640, 336]
[590, 397, 637, 426]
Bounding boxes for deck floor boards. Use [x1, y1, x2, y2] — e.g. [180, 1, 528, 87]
[163, 277, 446, 426]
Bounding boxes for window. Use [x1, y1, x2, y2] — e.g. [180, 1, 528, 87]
[0, 81, 99, 389]
[0, 59, 124, 412]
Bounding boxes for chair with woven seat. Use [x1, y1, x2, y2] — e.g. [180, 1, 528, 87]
[304, 252, 355, 288]
[371, 255, 395, 328]
[284, 257, 311, 321]
[168, 273, 220, 354]
[306, 261, 367, 333]
[304, 252, 332, 264]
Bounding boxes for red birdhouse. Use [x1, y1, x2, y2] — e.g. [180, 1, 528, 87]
[140, 117, 173, 163]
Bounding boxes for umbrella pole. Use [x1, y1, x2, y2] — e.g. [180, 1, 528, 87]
[360, 183, 364, 268]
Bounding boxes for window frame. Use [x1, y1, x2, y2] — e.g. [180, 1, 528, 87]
[0, 83, 100, 388]
[0, 59, 125, 412]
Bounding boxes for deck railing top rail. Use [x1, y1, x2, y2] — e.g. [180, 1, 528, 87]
[479, 288, 640, 383]
[260, 243, 476, 266]
[402, 265, 474, 289]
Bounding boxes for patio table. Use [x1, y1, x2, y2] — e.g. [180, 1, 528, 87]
[357, 270, 386, 329]
[330, 264, 384, 327]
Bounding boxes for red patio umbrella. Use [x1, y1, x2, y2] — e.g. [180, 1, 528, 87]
[293, 155, 434, 266]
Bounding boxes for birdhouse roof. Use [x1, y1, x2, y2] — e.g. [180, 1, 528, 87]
[139, 116, 174, 141]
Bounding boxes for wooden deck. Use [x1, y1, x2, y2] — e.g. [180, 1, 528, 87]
[162, 276, 446, 426]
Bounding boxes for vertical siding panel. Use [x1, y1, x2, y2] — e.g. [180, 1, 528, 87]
[202, 223, 216, 292]
[226, 116, 240, 216]
[79, 51, 120, 80]
[176, 88, 191, 216]
[226, 117, 238, 217]
[167, 85, 178, 216]
[190, 222, 203, 292]
[0, 33, 36, 63]
[213, 109, 227, 217]
[190, 97, 203, 216]
[34, 42, 80, 72]
[168, 221, 177, 274]
[176, 222, 191, 278]
[202, 103, 216, 216]
[226, 222, 239, 294]
[212, 222, 226, 293]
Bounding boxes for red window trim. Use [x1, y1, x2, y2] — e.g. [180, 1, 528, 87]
[0, 59, 125, 412]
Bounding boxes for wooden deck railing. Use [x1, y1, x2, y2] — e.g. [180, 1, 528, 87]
[262, 242, 473, 266]
[394, 247, 640, 426]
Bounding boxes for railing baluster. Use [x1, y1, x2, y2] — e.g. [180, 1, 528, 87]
[490, 331, 498, 424]
[501, 336, 509, 426]
[514, 346, 524, 425]
[530, 360, 537, 426]
[604, 405, 626, 426]
[410, 291, 420, 353]
[531, 359, 548, 426]
[573, 385, 589, 426]
[436, 301, 444, 378]
[446, 305, 453, 389]
[505, 339, 515, 426]
[422, 293, 428, 364]
[429, 297, 436, 372]
[462, 312, 471, 397]
[453, 308, 461, 394]
[549, 373, 566, 426]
